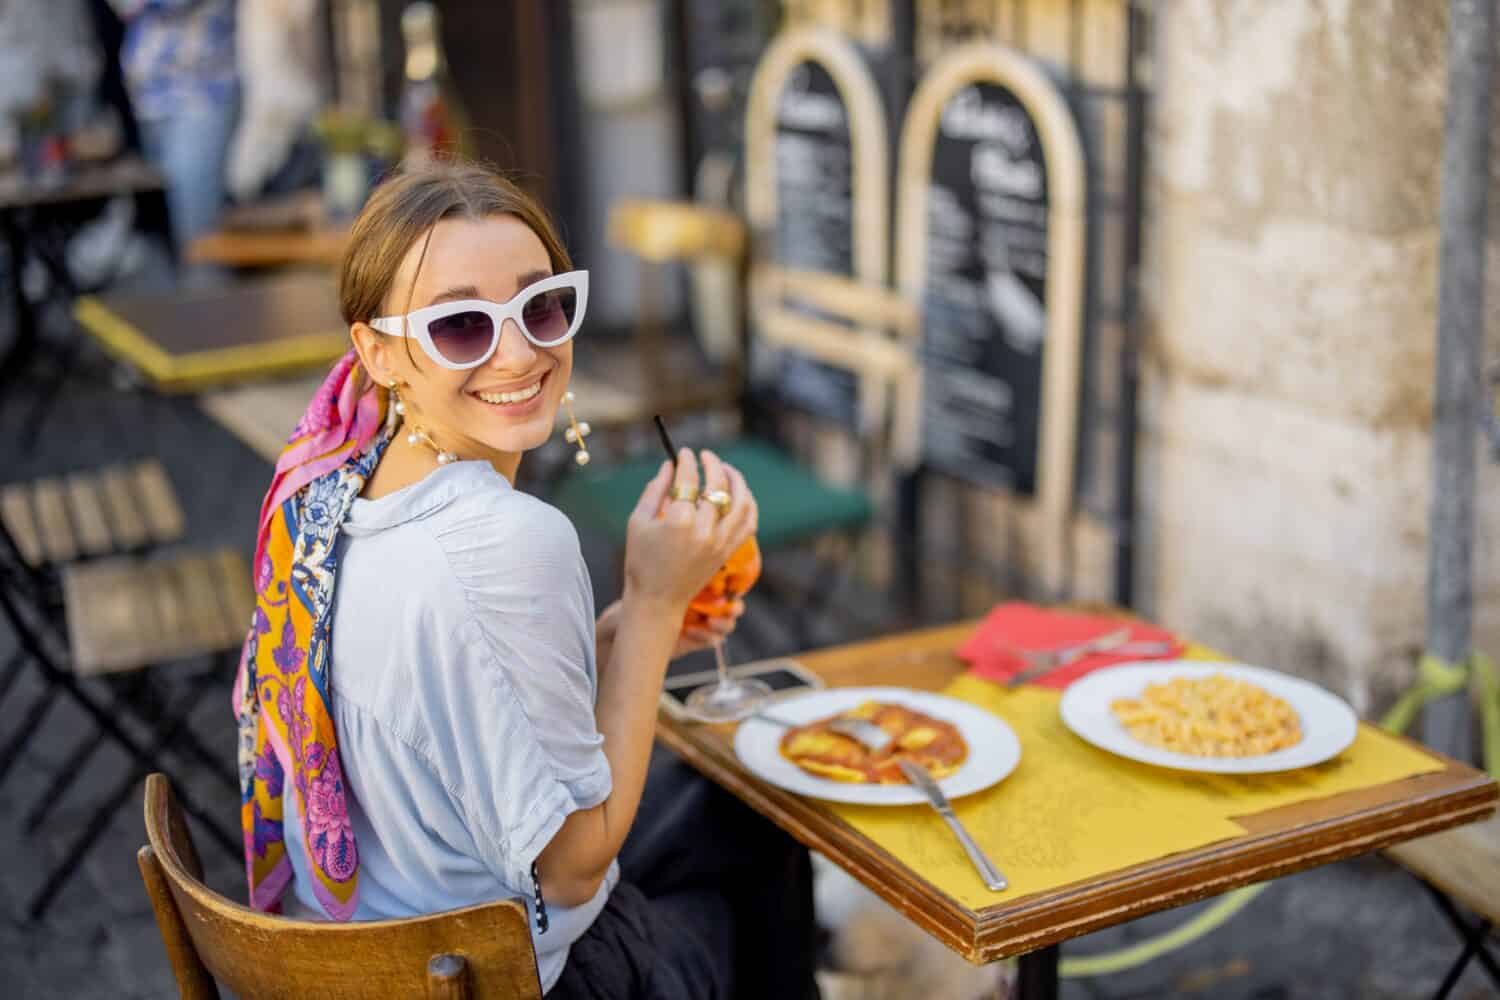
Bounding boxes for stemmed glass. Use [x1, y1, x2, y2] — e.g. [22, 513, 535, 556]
[654, 416, 768, 723]
[683, 536, 768, 723]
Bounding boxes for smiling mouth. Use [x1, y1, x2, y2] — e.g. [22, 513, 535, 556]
[471, 371, 548, 406]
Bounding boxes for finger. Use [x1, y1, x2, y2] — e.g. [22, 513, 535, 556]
[716, 463, 757, 549]
[706, 615, 737, 636]
[667, 447, 701, 520]
[681, 627, 715, 646]
[694, 450, 730, 534]
[722, 462, 756, 526]
[631, 461, 674, 521]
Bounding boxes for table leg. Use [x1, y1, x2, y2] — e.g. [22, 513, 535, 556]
[1015, 945, 1060, 1000]
[0, 207, 39, 386]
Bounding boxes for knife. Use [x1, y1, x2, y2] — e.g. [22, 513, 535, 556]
[896, 758, 1008, 891]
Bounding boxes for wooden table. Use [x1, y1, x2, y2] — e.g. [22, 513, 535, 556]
[74, 271, 350, 392]
[187, 227, 348, 269]
[0, 156, 164, 210]
[655, 622, 1498, 997]
[187, 190, 348, 269]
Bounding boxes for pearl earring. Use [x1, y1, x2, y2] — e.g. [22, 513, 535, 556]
[562, 390, 591, 466]
[390, 382, 459, 464]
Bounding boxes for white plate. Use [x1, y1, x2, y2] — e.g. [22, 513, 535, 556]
[733, 686, 1022, 805]
[1059, 661, 1358, 774]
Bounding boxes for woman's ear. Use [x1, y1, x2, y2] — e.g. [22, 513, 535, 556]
[351, 322, 397, 387]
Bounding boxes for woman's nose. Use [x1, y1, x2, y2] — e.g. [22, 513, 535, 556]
[490, 319, 538, 370]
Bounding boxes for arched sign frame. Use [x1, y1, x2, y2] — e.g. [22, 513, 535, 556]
[896, 41, 1088, 596]
[744, 27, 903, 449]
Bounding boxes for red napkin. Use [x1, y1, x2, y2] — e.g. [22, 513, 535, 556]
[958, 603, 1185, 689]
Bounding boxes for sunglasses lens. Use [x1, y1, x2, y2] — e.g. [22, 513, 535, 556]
[520, 287, 578, 344]
[426, 310, 495, 365]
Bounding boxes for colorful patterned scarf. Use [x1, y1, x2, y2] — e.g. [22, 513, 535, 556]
[232, 350, 388, 918]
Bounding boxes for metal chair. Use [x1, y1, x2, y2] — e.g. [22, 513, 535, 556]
[1385, 815, 1500, 998]
[138, 773, 544, 999]
[0, 459, 186, 768]
[0, 461, 247, 917]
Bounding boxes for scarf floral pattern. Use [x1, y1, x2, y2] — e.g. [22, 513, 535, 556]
[233, 351, 388, 918]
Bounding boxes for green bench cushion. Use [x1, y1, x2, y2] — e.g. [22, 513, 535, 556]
[551, 438, 872, 550]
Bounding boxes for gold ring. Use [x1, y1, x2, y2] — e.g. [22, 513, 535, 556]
[701, 489, 732, 517]
[668, 484, 700, 504]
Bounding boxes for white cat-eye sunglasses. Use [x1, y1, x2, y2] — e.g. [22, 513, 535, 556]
[369, 270, 588, 370]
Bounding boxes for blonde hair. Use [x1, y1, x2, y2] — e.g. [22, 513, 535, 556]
[338, 161, 572, 329]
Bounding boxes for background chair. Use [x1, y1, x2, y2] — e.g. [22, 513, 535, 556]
[604, 198, 748, 421]
[1384, 816, 1500, 998]
[138, 773, 544, 999]
[0, 460, 246, 917]
[553, 266, 920, 647]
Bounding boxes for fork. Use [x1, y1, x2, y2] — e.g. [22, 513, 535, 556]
[994, 627, 1131, 671]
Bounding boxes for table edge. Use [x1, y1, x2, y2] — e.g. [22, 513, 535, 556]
[656, 712, 1498, 964]
[75, 296, 348, 391]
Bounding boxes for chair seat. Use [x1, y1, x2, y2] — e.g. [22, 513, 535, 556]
[552, 438, 872, 550]
[1385, 814, 1500, 923]
[62, 547, 254, 676]
[1, 459, 186, 567]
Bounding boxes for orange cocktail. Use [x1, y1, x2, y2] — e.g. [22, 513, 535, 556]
[682, 536, 767, 721]
[684, 536, 761, 631]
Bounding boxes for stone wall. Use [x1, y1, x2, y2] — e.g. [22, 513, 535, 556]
[1142, 0, 1500, 715]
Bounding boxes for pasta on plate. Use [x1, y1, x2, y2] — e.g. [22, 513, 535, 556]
[778, 700, 969, 784]
[1109, 672, 1303, 758]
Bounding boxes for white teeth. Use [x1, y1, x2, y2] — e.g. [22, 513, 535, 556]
[475, 381, 541, 405]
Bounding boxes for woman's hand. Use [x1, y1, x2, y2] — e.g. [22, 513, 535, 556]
[597, 597, 745, 663]
[621, 448, 758, 617]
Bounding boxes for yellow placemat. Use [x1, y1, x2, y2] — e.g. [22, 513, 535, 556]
[826, 651, 1446, 910]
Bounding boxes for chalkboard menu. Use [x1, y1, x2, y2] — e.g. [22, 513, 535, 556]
[763, 60, 860, 426]
[919, 82, 1050, 494]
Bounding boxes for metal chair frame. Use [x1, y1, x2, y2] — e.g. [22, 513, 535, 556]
[1413, 875, 1500, 999]
[0, 509, 239, 919]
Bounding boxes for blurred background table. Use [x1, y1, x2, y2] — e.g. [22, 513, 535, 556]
[186, 192, 348, 270]
[187, 228, 348, 270]
[0, 156, 168, 392]
[73, 271, 348, 392]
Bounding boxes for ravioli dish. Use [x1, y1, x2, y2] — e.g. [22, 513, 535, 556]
[778, 701, 969, 784]
[1110, 672, 1303, 758]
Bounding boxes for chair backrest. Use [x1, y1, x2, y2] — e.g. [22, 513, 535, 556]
[137, 775, 543, 1000]
[748, 265, 922, 474]
[608, 199, 747, 264]
[607, 198, 751, 406]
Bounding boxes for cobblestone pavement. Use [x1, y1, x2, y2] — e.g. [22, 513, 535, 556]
[0, 339, 1494, 999]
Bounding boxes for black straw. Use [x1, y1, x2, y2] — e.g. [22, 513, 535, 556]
[653, 414, 678, 469]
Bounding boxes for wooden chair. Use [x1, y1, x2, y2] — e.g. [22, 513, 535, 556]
[138, 774, 544, 999]
[1384, 815, 1500, 997]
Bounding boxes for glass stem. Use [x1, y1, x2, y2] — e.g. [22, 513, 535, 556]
[712, 637, 738, 693]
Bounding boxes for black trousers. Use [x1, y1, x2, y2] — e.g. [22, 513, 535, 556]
[546, 748, 821, 1000]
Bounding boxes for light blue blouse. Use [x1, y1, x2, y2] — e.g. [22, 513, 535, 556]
[281, 460, 616, 993]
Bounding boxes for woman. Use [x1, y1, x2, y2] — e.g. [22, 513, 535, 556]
[234, 160, 820, 998]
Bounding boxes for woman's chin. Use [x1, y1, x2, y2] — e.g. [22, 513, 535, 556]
[468, 414, 558, 458]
